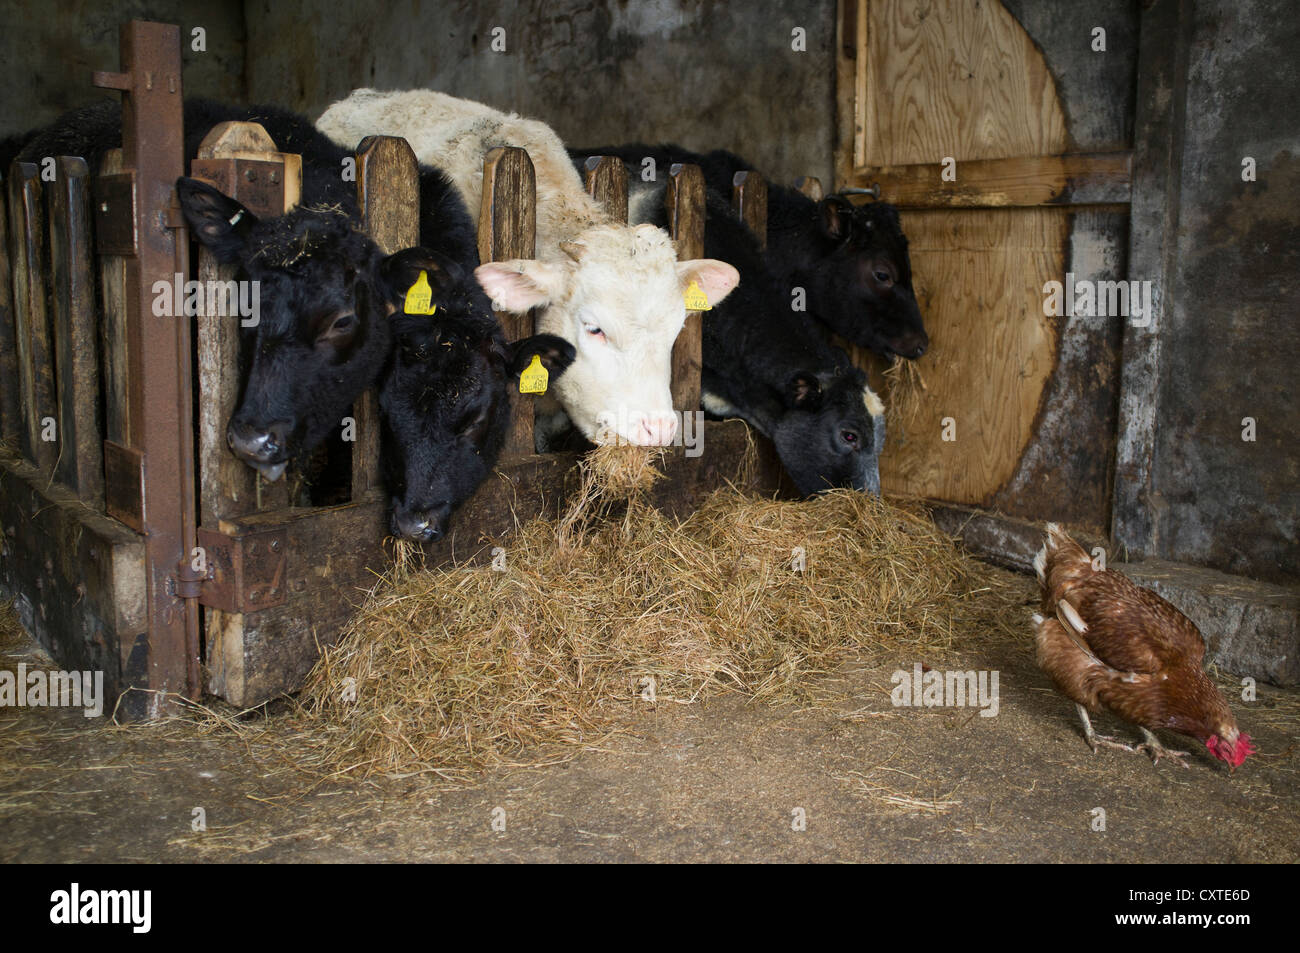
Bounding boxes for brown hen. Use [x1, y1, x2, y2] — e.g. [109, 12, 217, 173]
[1032, 523, 1253, 770]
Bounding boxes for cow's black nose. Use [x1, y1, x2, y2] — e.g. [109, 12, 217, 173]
[393, 510, 444, 543]
[228, 418, 291, 462]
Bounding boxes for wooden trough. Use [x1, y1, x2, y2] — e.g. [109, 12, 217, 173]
[0, 20, 789, 715]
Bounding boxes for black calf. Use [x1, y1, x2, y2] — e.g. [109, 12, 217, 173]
[379, 250, 575, 541]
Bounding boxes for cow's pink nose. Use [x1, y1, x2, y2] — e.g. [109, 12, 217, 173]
[634, 413, 677, 446]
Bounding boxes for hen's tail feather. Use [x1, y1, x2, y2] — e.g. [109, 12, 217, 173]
[1038, 522, 1095, 610]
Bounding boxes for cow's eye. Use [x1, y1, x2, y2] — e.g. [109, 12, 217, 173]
[841, 429, 859, 446]
[583, 323, 604, 338]
[873, 270, 892, 284]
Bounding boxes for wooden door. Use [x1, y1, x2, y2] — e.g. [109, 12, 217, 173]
[835, 0, 1129, 513]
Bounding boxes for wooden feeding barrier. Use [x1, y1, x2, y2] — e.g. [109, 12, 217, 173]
[0, 19, 788, 716]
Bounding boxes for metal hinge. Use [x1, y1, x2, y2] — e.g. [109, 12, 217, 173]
[189, 526, 289, 614]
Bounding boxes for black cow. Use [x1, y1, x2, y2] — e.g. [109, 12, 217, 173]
[577, 144, 928, 361]
[570, 151, 887, 496]
[8, 99, 541, 537]
[379, 249, 574, 541]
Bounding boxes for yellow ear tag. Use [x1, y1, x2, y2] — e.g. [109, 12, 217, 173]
[684, 280, 712, 311]
[404, 271, 437, 315]
[519, 354, 548, 395]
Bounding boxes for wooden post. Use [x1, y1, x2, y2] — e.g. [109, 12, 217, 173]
[666, 162, 706, 414]
[795, 175, 824, 201]
[732, 169, 768, 251]
[48, 156, 104, 504]
[1113, 0, 1192, 559]
[190, 121, 301, 524]
[583, 155, 628, 223]
[354, 135, 418, 500]
[7, 161, 58, 473]
[0, 170, 21, 445]
[478, 146, 537, 458]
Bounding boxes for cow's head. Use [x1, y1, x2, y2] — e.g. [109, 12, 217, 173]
[771, 366, 886, 496]
[810, 197, 928, 361]
[178, 177, 409, 481]
[378, 249, 574, 542]
[475, 223, 738, 446]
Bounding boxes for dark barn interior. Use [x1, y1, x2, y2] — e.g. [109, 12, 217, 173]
[0, 0, 1296, 867]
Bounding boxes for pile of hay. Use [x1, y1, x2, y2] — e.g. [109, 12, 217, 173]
[298, 447, 1020, 780]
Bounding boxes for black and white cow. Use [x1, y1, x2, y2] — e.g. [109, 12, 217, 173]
[578, 144, 928, 361]
[569, 151, 887, 496]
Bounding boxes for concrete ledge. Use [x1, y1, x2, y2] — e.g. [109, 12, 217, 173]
[927, 502, 1300, 687]
[1117, 559, 1299, 688]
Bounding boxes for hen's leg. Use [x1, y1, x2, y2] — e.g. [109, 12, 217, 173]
[1077, 704, 1135, 752]
[1136, 727, 1191, 768]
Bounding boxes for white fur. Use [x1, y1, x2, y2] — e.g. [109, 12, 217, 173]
[317, 89, 739, 445]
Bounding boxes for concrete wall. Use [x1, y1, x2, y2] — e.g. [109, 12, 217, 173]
[242, 0, 837, 186]
[1148, 0, 1299, 583]
[0, 0, 245, 138]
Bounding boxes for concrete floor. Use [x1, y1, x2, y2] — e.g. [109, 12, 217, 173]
[1, 596, 1296, 863]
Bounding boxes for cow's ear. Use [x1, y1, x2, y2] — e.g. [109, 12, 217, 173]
[816, 197, 852, 241]
[379, 247, 464, 309]
[177, 177, 257, 264]
[508, 333, 576, 381]
[787, 373, 823, 409]
[676, 259, 740, 306]
[475, 260, 571, 313]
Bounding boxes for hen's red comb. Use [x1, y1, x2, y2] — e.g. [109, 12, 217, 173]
[1207, 733, 1255, 767]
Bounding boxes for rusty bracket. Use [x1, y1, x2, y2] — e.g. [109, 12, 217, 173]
[93, 171, 138, 256]
[195, 526, 288, 614]
[189, 158, 286, 220]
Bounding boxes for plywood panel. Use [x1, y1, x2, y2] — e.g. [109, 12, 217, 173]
[857, 208, 1064, 502]
[862, 0, 1067, 166]
[836, 0, 1072, 505]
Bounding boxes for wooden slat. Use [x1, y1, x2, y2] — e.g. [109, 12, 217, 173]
[7, 161, 58, 472]
[666, 162, 706, 414]
[0, 169, 20, 443]
[478, 146, 537, 458]
[48, 156, 104, 504]
[731, 170, 767, 251]
[794, 175, 824, 201]
[354, 136, 417, 500]
[193, 122, 296, 525]
[97, 149, 131, 448]
[582, 155, 628, 223]
[842, 152, 1132, 208]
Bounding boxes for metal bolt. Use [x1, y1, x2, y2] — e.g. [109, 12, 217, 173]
[249, 589, 261, 602]
[270, 170, 280, 184]
[244, 168, 256, 182]
[248, 542, 258, 555]
[270, 539, 281, 553]
[270, 587, 281, 598]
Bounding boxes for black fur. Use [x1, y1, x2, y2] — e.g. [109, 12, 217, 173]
[576, 143, 928, 360]
[380, 250, 575, 541]
[10, 98, 511, 534]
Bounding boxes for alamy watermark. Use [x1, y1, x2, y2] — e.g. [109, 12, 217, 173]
[152, 273, 260, 326]
[0, 663, 104, 717]
[890, 663, 999, 717]
[1043, 273, 1154, 326]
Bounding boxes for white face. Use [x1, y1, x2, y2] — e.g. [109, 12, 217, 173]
[476, 223, 739, 445]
